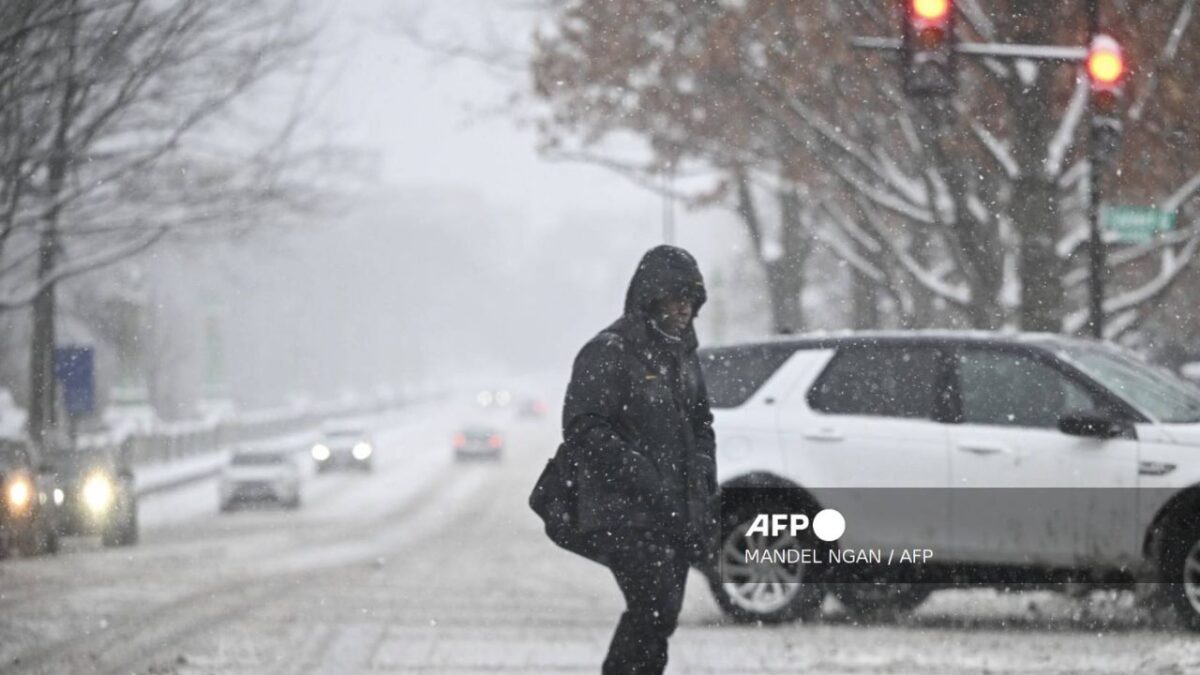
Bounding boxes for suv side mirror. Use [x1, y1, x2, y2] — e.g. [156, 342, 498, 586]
[1058, 411, 1126, 439]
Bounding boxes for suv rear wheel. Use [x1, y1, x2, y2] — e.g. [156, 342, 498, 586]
[704, 505, 825, 624]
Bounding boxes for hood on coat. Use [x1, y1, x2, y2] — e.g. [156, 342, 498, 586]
[622, 245, 706, 352]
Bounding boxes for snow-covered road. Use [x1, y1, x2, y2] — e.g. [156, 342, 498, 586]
[2, 401, 1199, 674]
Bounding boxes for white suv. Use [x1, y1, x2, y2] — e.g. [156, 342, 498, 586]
[701, 332, 1200, 628]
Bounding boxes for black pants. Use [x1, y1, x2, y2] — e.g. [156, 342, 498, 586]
[602, 531, 690, 675]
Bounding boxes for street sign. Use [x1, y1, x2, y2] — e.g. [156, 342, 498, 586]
[53, 346, 95, 418]
[1103, 205, 1175, 243]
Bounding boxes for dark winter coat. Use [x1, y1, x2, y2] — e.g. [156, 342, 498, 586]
[561, 245, 718, 557]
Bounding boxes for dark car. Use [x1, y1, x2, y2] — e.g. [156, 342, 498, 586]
[453, 426, 504, 461]
[0, 437, 58, 557]
[45, 445, 138, 548]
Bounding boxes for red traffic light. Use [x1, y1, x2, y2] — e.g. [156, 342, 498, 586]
[902, 0, 956, 96]
[1087, 35, 1125, 86]
[912, 0, 950, 23]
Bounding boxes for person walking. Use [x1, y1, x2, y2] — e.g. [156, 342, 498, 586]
[561, 245, 718, 674]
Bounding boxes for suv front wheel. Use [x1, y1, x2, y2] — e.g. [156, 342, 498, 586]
[1160, 530, 1200, 630]
[704, 506, 825, 624]
[1154, 513, 1200, 631]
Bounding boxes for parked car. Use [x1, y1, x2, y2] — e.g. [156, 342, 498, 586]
[311, 420, 374, 473]
[0, 437, 58, 557]
[700, 331, 1200, 629]
[453, 426, 503, 461]
[219, 447, 302, 511]
[45, 444, 137, 547]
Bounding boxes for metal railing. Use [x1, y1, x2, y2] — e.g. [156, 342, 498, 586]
[76, 396, 403, 470]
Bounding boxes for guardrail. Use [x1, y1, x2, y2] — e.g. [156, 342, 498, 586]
[76, 396, 404, 473]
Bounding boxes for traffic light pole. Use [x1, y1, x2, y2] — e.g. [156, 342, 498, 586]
[855, 0, 1123, 340]
[1085, 0, 1105, 339]
[1087, 140, 1105, 339]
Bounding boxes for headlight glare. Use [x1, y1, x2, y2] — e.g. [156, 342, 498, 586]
[82, 472, 114, 514]
[6, 476, 32, 512]
[352, 442, 373, 460]
[311, 444, 331, 461]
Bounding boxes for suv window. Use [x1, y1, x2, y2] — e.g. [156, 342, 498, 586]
[809, 345, 941, 419]
[700, 345, 797, 409]
[957, 349, 1100, 428]
[1056, 344, 1200, 423]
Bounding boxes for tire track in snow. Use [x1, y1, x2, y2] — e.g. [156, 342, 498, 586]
[3, 450, 488, 675]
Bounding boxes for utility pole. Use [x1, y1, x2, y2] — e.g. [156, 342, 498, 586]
[1086, 0, 1103, 339]
[29, 0, 79, 448]
[27, 226, 58, 445]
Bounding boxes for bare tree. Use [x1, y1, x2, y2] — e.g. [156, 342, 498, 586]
[0, 0, 323, 442]
[531, 0, 1200, 336]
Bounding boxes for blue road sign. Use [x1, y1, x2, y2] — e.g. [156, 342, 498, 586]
[54, 346, 95, 418]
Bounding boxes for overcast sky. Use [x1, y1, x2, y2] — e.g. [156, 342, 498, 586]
[150, 0, 759, 407]
[315, 0, 685, 234]
[0, 0, 783, 414]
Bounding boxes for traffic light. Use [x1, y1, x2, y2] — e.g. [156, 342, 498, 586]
[902, 0, 957, 97]
[1086, 34, 1127, 113]
[1086, 34, 1127, 167]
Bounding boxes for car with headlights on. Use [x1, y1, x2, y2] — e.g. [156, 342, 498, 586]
[452, 425, 503, 461]
[311, 420, 374, 472]
[219, 447, 302, 511]
[476, 388, 513, 409]
[0, 437, 58, 557]
[45, 445, 137, 547]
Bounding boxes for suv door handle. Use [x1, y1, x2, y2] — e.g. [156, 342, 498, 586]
[803, 427, 844, 442]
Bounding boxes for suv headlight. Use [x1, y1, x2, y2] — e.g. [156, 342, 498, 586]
[311, 444, 331, 461]
[82, 471, 115, 514]
[352, 442, 373, 460]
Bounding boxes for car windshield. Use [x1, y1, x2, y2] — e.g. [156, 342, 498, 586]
[324, 427, 365, 439]
[1057, 345, 1200, 423]
[700, 345, 798, 409]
